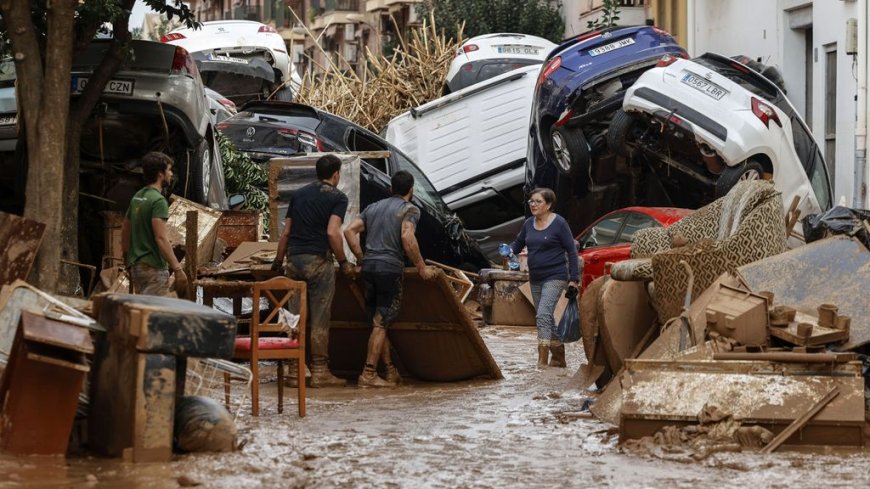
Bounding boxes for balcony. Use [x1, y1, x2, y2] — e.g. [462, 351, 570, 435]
[311, 0, 362, 30]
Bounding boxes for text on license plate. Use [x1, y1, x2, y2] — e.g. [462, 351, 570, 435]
[496, 45, 541, 56]
[0, 115, 16, 125]
[588, 37, 635, 57]
[680, 73, 727, 100]
[71, 77, 135, 96]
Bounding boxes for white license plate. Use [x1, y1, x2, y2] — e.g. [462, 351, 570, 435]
[496, 45, 541, 56]
[681, 73, 727, 100]
[71, 77, 135, 96]
[588, 37, 635, 57]
[0, 115, 16, 125]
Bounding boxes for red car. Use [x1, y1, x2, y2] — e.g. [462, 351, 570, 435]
[576, 207, 692, 290]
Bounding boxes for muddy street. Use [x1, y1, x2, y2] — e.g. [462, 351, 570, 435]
[0, 327, 868, 488]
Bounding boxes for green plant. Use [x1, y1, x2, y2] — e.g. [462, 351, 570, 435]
[217, 133, 270, 232]
[587, 0, 621, 30]
[417, 0, 565, 43]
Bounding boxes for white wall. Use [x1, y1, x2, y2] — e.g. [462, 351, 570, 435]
[690, 0, 861, 206]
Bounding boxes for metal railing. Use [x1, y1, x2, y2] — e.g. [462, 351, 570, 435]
[325, 0, 360, 12]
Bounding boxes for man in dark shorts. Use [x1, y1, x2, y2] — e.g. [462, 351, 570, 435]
[272, 154, 354, 387]
[122, 152, 188, 296]
[344, 170, 437, 387]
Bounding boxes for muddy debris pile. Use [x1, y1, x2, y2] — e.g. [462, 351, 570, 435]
[575, 182, 870, 454]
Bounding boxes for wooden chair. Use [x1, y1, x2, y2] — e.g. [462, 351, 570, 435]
[228, 276, 307, 417]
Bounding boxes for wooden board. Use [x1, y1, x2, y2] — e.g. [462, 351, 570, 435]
[94, 293, 237, 358]
[619, 359, 865, 447]
[768, 309, 850, 346]
[737, 236, 870, 350]
[20, 311, 94, 354]
[216, 210, 262, 252]
[220, 241, 278, 271]
[0, 212, 46, 286]
[328, 268, 502, 382]
[166, 195, 222, 269]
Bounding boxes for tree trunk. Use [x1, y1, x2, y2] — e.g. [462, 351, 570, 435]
[0, 0, 77, 292]
[57, 0, 135, 295]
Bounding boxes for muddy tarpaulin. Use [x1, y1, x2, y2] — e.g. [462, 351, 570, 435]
[737, 236, 870, 350]
[619, 359, 865, 447]
[328, 269, 502, 382]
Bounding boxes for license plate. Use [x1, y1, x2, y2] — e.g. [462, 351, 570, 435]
[71, 77, 135, 96]
[588, 37, 635, 57]
[681, 73, 727, 100]
[0, 115, 15, 125]
[496, 45, 541, 56]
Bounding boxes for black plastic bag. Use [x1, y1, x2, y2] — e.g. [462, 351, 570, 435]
[802, 206, 870, 249]
[556, 297, 581, 343]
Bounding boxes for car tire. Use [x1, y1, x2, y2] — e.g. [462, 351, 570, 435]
[550, 126, 589, 177]
[715, 159, 764, 197]
[187, 134, 213, 204]
[607, 109, 638, 158]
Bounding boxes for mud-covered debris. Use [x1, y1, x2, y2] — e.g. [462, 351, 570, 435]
[177, 475, 202, 487]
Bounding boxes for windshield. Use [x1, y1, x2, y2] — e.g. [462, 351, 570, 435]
[392, 150, 451, 215]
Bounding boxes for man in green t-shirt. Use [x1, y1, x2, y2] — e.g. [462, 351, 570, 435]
[121, 152, 187, 296]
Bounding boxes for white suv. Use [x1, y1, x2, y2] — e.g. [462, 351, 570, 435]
[609, 52, 832, 219]
[444, 33, 555, 94]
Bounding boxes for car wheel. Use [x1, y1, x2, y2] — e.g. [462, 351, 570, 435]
[187, 135, 212, 204]
[550, 126, 589, 177]
[607, 109, 638, 158]
[715, 159, 764, 197]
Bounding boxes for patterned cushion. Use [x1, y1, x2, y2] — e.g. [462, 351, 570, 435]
[610, 258, 654, 281]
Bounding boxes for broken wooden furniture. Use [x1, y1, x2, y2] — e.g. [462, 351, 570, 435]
[704, 284, 769, 347]
[0, 311, 94, 455]
[476, 269, 536, 327]
[216, 210, 263, 256]
[619, 359, 865, 448]
[426, 259, 475, 302]
[329, 268, 502, 381]
[737, 236, 870, 351]
[229, 276, 307, 417]
[89, 294, 236, 462]
[609, 180, 787, 324]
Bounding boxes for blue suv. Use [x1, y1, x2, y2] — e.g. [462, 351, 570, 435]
[526, 26, 686, 206]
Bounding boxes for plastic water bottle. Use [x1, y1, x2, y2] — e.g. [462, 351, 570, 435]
[498, 243, 520, 271]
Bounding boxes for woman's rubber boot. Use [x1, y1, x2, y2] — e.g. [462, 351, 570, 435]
[549, 344, 567, 368]
[537, 344, 550, 368]
[385, 363, 401, 386]
[284, 359, 299, 388]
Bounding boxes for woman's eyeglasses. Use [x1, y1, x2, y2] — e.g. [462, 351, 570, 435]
[527, 199, 545, 206]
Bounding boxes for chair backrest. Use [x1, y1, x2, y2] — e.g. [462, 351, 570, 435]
[251, 276, 307, 345]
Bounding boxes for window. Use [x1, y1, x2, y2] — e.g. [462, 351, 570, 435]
[619, 212, 659, 243]
[809, 149, 833, 211]
[475, 61, 537, 83]
[346, 130, 388, 173]
[454, 185, 525, 230]
[392, 150, 451, 215]
[824, 44, 837, 184]
[579, 212, 625, 248]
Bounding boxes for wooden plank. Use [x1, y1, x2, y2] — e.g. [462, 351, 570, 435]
[166, 195, 221, 269]
[220, 242, 278, 270]
[767, 310, 850, 346]
[20, 311, 94, 354]
[761, 387, 840, 453]
[0, 211, 46, 286]
[184, 210, 198, 300]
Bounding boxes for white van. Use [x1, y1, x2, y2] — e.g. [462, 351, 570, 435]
[384, 64, 540, 260]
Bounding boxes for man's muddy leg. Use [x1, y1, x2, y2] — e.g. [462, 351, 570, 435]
[359, 313, 392, 388]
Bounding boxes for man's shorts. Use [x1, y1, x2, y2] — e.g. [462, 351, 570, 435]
[129, 263, 170, 296]
[361, 270, 404, 327]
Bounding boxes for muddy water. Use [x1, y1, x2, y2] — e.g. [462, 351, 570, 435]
[2, 326, 870, 488]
